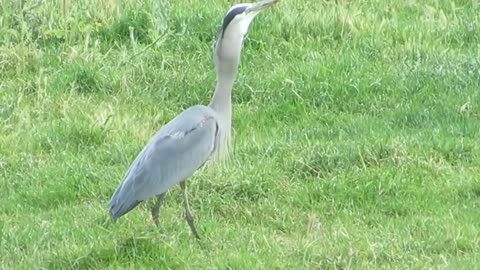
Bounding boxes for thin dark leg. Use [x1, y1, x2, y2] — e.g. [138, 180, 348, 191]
[151, 193, 166, 227]
[180, 182, 200, 239]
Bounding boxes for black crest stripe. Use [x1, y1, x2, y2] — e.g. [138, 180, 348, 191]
[221, 6, 247, 37]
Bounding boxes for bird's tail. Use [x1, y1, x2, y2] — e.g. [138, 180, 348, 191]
[108, 184, 142, 219]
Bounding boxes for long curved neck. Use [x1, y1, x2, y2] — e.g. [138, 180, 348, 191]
[209, 36, 243, 116]
[208, 35, 243, 160]
[210, 70, 236, 114]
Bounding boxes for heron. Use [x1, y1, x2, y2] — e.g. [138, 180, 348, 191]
[109, 0, 278, 239]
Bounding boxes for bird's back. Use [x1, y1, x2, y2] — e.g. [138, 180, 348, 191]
[109, 105, 219, 219]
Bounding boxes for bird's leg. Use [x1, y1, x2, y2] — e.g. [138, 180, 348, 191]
[180, 182, 201, 239]
[151, 193, 166, 228]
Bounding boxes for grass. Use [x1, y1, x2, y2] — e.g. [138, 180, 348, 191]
[1, 0, 480, 268]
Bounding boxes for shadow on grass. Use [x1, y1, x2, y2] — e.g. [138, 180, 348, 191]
[47, 236, 183, 269]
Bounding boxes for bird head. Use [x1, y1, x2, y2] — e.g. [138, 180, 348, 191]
[214, 0, 278, 74]
[220, 0, 278, 39]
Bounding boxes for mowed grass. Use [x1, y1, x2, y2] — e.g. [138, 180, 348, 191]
[1, 0, 480, 268]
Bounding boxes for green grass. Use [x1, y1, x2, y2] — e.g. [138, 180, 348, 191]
[1, 0, 480, 268]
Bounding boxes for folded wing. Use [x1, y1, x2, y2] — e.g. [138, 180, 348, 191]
[109, 105, 218, 219]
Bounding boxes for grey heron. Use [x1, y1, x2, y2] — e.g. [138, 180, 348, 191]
[109, 0, 278, 239]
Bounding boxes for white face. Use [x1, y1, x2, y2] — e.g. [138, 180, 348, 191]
[222, 4, 261, 39]
[214, 1, 277, 73]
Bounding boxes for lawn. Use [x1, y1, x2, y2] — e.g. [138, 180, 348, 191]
[1, 0, 479, 269]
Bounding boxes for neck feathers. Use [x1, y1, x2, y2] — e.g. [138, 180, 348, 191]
[209, 32, 245, 162]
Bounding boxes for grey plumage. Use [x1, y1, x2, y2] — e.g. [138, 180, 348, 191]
[108, 0, 278, 238]
[109, 106, 218, 219]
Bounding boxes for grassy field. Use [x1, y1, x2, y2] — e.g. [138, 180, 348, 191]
[1, 0, 480, 268]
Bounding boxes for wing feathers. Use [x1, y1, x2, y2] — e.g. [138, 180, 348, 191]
[109, 106, 218, 219]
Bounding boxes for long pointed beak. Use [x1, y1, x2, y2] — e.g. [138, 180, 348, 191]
[245, 0, 278, 13]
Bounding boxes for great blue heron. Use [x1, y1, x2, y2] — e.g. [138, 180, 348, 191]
[109, 0, 278, 239]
